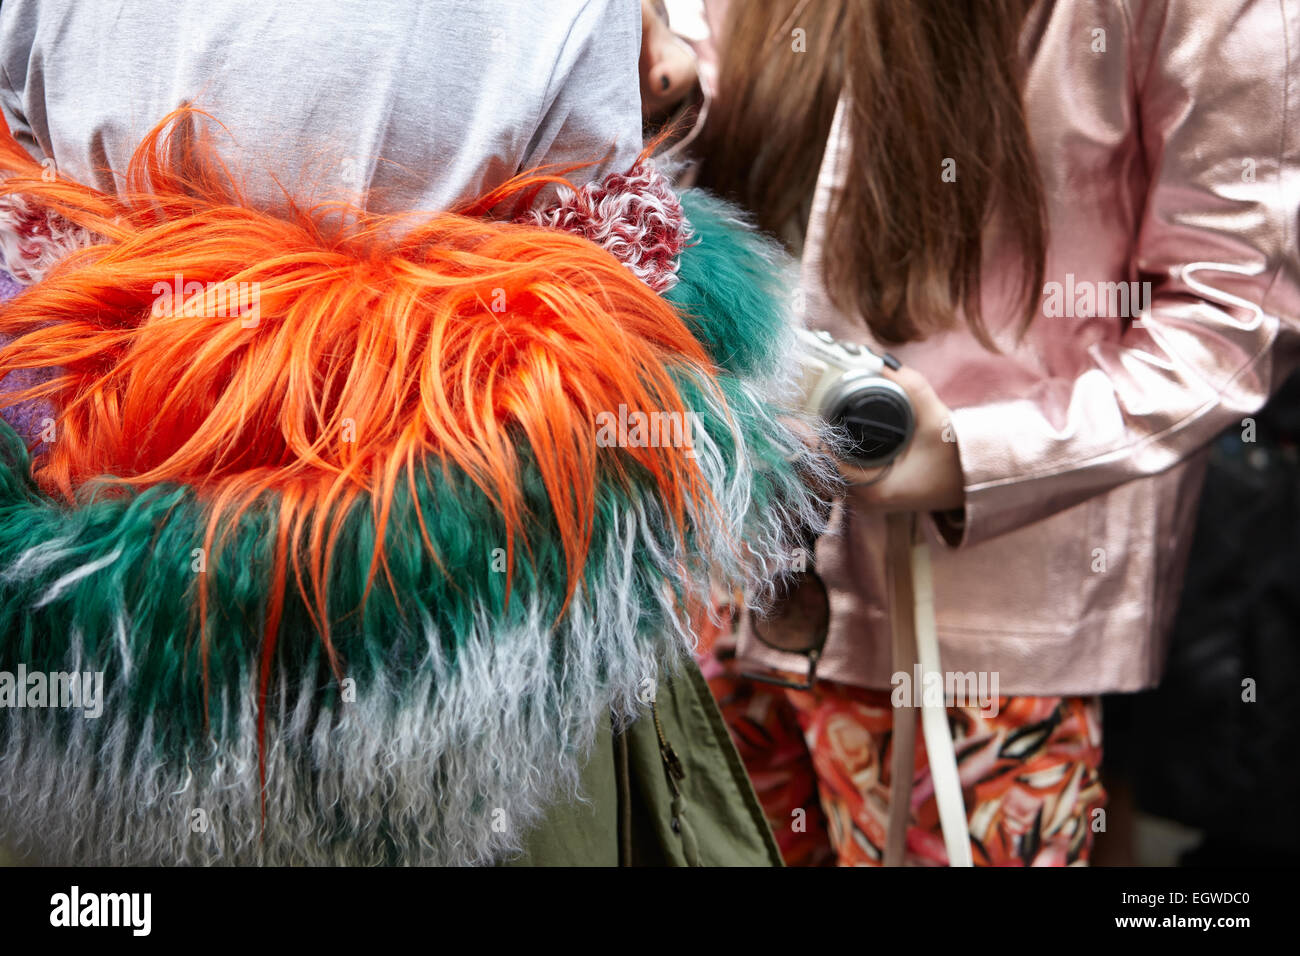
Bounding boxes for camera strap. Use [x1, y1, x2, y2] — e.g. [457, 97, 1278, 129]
[885, 512, 973, 867]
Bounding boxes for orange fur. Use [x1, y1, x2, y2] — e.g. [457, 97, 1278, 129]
[0, 110, 720, 697]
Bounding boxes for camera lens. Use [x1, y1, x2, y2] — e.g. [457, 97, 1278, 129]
[824, 378, 915, 468]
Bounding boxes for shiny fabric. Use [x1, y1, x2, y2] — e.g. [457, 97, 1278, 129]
[737, 0, 1300, 694]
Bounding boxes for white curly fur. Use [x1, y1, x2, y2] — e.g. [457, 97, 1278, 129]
[522, 161, 690, 294]
[0, 192, 101, 284]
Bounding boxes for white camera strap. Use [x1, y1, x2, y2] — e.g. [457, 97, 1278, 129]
[807, 92, 971, 867]
[885, 512, 972, 867]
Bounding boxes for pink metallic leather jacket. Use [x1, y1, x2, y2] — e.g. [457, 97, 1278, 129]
[709, 0, 1300, 695]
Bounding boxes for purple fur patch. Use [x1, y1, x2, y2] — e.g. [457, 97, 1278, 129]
[0, 270, 58, 450]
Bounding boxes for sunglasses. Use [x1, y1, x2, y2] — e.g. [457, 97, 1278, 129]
[741, 567, 830, 690]
[740, 496, 832, 690]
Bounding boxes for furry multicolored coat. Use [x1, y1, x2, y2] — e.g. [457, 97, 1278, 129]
[0, 111, 829, 865]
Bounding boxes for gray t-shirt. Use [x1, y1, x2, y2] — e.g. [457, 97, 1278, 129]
[0, 0, 643, 213]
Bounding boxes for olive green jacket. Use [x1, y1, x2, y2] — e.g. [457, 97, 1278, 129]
[508, 662, 782, 866]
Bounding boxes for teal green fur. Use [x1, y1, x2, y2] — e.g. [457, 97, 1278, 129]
[0, 190, 814, 833]
[0, 429, 682, 749]
[667, 190, 790, 377]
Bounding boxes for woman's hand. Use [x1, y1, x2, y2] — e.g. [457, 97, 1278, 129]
[838, 364, 966, 514]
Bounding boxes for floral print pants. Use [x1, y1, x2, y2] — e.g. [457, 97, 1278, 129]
[701, 643, 1107, 866]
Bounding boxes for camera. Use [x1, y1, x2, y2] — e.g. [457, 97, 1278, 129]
[792, 328, 914, 469]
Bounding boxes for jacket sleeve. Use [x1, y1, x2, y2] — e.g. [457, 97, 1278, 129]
[949, 0, 1300, 547]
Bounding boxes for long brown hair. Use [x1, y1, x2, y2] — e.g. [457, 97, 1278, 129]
[695, 0, 1046, 348]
